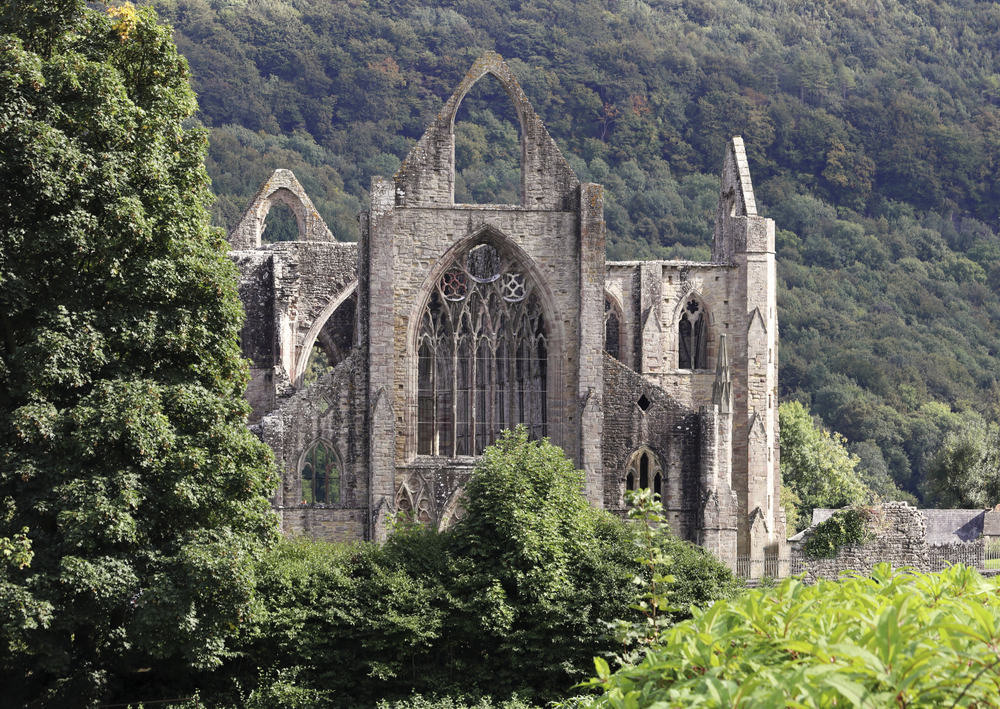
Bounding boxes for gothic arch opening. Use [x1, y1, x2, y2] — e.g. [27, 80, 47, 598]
[259, 187, 307, 243]
[298, 439, 342, 504]
[604, 292, 624, 362]
[676, 294, 711, 370]
[415, 237, 549, 457]
[261, 199, 299, 243]
[452, 73, 522, 205]
[292, 282, 358, 388]
[624, 446, 664, 500]
[301, 293, 356, 387]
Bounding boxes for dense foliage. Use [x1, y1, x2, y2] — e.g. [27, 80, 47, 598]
[142, 0, 1000, 503]
[921, 417, 1000, 508]
[801, 507, 879, 559]
[778, 401, 887, 532]
[200, 430, 739, 708]
[580, 563, 1000, 708]
[0, 2, 277, 706]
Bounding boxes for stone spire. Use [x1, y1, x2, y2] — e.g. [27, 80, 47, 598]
[712, 333, 733, 414]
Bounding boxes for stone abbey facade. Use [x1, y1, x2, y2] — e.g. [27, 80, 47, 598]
[229, 53, 786, 566]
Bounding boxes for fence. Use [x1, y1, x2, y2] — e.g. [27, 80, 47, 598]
[734, 555, 808, 579]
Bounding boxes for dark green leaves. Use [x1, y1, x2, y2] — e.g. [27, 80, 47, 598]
[0, 3, 276, 704]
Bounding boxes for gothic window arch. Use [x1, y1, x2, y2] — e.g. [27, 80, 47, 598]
[417, 241, 548, 457]
[624, 447, 663, 499]
[604, 293, 623, 362]
[678, 296, 710, 370]
[299, 439, 341, 504]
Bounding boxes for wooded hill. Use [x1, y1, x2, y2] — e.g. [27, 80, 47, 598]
[147, 0, 1000, 504]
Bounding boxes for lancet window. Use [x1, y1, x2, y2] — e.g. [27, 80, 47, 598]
[678, 298, 708, 369]
[624, 448, 663, 499]
[417, 242, 548, 457]
[300, 439, 341, 504]
[604, 295, 622, 362]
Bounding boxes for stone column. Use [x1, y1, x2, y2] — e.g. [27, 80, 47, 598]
[578, 183, 605, 504]
[366, 178, 397, 542]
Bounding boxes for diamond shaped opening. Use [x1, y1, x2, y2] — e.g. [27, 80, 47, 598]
[637, 394, 651, 412]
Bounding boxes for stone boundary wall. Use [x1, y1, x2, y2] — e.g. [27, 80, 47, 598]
[790, 502, 988, 583]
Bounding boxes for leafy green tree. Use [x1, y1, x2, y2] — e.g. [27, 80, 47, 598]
[443, 427, 640, 699]
[221, 429, 740, 707]
[0, 2, 277, 705]
[779, 401, 872, 532]
[922, 419, 1000, 509]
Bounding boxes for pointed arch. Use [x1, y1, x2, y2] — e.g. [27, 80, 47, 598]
[393, 53, 579, 210]
[291, 281, 358, 388]
[438, 486, 468, 531]
[624, 446, 665, 501]
[297, 438, 342, 505]
[406, 224, 563, 458]
[604, 290, 625, 362]
[671, 291, 715, 371]
[229, 169, 335, 249]
[396, 471, 436, 524]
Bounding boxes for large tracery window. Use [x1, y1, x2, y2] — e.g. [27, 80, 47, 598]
[300, 439, 341, 504]
[678, 298, 708, 369]
[418, 242, 548, 457]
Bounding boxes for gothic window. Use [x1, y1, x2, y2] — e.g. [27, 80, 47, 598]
[418, 242, 547, 457]
[604, 295, 622, 361]
[300, 439, 341, 504]
[678, 298, 708, 369]
[624, 448, 663, 499]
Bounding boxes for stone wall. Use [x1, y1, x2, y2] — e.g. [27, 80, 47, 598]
[602, 353, 702, 540]
[791, 502, 989, 583]
[263, 351, 369, 542]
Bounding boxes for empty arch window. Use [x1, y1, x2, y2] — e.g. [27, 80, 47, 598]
[678, 298, 708, 369]
[624, 447, 663, 499]
[300, 439, 341, 504]
[418, 242, 547, 457]
[604, 295, 623, 361]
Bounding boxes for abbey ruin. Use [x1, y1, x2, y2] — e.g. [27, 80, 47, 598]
[228, 52, 786, 566]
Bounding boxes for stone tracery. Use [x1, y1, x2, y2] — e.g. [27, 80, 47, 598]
[624, 446, 663, 499]
[417, 241, 547, 457]
[299, 439, 341, 504]
[678, 297, 709, 369]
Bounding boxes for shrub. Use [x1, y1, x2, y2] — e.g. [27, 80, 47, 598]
[802, 507, 882, 559]
[213, 430, 744, 707]
[578, 563, 1000, 708]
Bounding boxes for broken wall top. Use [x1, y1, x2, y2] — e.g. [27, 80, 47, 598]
[711, 137, 774, 262]
[393, 52, 580, 211]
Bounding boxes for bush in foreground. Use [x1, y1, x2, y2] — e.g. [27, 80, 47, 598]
[579, 563, 1000, 708]
[212, 429, 741, 708]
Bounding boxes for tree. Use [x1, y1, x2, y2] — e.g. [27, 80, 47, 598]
[443, 427, 640, 700]
[0, 3, 277, 705]
[922, 419, 1000, 509]
[779, 401, 872, 532]
[223, 429, 741, 708]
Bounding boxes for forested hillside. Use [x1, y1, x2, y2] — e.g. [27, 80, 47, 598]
[148, 0, 1000, 503]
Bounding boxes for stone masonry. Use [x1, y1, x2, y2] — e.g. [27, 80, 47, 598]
[228, 52, 786, 562]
